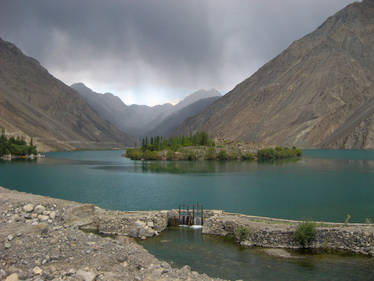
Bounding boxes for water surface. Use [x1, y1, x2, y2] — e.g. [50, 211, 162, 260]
[141, 227, 374, 281]
[1, 150, 374, 222]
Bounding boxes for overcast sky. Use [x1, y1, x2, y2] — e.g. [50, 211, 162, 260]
[0, 0, 354, 106]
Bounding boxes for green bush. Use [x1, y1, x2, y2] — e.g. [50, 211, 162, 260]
[241, 152, 256, 160]
[186, 151, 198, 161]
[294, 221, 317, 247]
[217, 150, 228, 161]
[257, 146, 302, 161]
[166, 150, 175, 160]
[143, 150, 160, 160]
[126, 149, 143, 160]
[234, 226, 251, 242]
[205, 147, 217, 160]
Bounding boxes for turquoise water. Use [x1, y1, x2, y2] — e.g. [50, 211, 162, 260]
[1, 150, 374, 222]
[141, 227, 374, 281]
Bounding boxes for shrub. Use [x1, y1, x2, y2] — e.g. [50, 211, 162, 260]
[125, 149, 143, 160]
[294, 221, 317, 247]
[166, 150, 175, 160]
[234, 226, 251, 242]
[217, 150, 228, 161]
[186, 151, 198, 161]
[257, 147, 302, 162]
[344, 214, 351, 226]
[205, 147, 217, 160]
[228, 151, 240, 160]
[241, 152, 256, 161]
[143, 150, 160, 160]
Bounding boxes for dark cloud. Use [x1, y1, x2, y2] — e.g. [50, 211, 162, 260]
[0, 0, 354, 105]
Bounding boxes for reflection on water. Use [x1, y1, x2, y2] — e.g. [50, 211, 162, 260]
[141, 227, 374, 281]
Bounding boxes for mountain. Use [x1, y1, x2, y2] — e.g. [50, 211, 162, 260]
[171, 89, 221, 113]
[175, 0, 374, 149]
[148, 96, 221, 137]
[0, 38, 134, 152]
[73, 83, 220, 138]
[71, 83, 173, 137]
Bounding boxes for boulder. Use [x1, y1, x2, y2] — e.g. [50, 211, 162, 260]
[34, 205, 46, 214]
[23, 204, 34, 213]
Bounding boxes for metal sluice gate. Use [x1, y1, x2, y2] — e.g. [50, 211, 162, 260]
[178, 203, 203, 226]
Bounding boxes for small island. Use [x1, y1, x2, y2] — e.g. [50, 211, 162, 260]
[0, 129, 40, 160]
[124, 132, 302, 161]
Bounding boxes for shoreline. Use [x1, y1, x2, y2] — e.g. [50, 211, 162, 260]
[1, 187, 374, 280]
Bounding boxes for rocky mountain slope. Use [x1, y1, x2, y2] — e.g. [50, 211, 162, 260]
[148, 96, 221, 137]
[0, 38, 134, 151]
[72, 83, 220, 138]
[176, 0, 374, 149]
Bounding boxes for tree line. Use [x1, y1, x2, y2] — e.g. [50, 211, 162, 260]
[140, 132, 214, 152]
[0, 128, 37, 156]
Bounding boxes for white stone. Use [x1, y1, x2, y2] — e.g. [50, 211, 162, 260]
[49, 211, 56, 219]
[134, 220, 146, 227]
[5, 273, 18, 281]
[33, 266, 43, 275]
[23, 204, 34, 213]
[76, 270, 97, 281]
[7, 234, 14, 241]
[38, 215, 49, 221]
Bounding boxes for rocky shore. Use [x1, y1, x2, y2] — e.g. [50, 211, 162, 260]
[0, 187, 224, 281]
[2, 186, 374, 281]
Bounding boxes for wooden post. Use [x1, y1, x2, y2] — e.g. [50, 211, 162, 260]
[201, 204, 204, 225]
[178, 204, 181, 225]
[192, 204, 195, 225]
[187, 204, 190, 225]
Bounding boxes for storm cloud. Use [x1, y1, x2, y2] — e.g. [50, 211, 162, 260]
[0, 0, 354, 105]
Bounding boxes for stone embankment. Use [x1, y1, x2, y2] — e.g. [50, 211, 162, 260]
[202, 211, 374, 256]
[0, 187, 224, 281]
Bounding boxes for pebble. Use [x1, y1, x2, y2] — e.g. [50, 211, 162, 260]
[0, 269, 7, 279]
[23, 204, 34, 213]
[49, 211, 56, 219]
[5, 273, 19, 281]
[38, 215, 49, 221]
[24, 213, 32, 219]
[34, 205, 46, 214]
[4, 242, 11, 249]
[7, 234, 14, 241]
[33, 266, 43, 275]
[76, 269, 97, 281]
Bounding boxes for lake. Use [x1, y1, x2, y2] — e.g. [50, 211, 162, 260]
[1, 150, 374, 223]
[2, 149, 374, 280]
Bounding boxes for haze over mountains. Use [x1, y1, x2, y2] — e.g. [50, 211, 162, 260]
[72, 83, 220, 138]
[0, 38, 133, 151]
[176, 0, 374, 149]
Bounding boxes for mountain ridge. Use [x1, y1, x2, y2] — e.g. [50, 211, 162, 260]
[0, 38, 134, 151]
[175, 0, 374, 149]
[72, 83, 221, 138]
